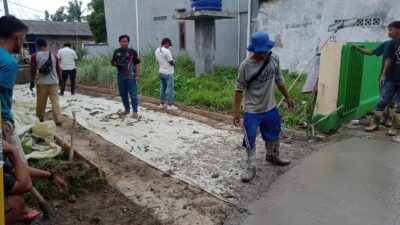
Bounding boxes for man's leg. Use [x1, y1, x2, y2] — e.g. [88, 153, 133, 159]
[70, 69, 76, 95]
[48, 84, 62, 125]
[241, 112, 260, 183]
[35, 84, 48, 122]
[127, 78, 139, 115]
[60, 70, 68, 96]
[260, 108, 290, 166]
[159, 74, 167, 105]
[117, 76, 130, 113]
[5, 195, 25, 225]
[388, 87, 400, 136]
[167, 74, 175, 105]
[2, 121, 27, 162]
[366, 81, 397, 132]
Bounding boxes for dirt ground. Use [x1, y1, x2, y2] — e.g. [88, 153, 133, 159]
[29, 87, 396, 225]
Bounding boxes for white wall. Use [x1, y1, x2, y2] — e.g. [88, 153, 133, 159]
[258, 0, 400, 71]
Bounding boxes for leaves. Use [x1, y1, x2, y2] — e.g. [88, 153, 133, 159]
[86, 0, 107, 43]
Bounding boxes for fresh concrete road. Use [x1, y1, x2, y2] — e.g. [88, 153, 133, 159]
[243, 138, 400, 225]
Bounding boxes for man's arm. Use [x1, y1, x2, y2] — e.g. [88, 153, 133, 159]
[54, 54, 62, 80]
[380, 57, 392, 87]
[352, 45, 373, 55]
[3, 141, 32, 194]
[110, 50, 117, 67]
[277, 85, 294, 110]
[28, 167, 67, 191]
[233, 90, 243, 127]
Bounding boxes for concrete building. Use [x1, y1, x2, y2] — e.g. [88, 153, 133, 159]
[90, 0, 260, 67]
[257, 0, 400, 71]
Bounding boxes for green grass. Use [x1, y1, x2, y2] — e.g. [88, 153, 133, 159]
[77, 51, 314, 130]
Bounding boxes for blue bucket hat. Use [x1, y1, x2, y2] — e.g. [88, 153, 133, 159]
[247, 32, 275, 53]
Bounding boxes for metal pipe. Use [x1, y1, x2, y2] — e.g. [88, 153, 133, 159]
[237, 0, 241, 65]
[246, 0, 252, 57]
[135, 0, 140, 52]
[3, 0, 9, 16]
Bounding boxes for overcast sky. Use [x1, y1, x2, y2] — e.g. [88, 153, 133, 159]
[1, 0, 91, 20]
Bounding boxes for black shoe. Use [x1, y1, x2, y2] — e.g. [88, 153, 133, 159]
[59, 93, 64, 96]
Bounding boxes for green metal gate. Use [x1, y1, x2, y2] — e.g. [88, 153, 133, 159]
[316, 42, 381, 132]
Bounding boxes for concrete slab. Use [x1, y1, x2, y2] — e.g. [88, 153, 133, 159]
[173, 10, 236, 20]
[243, 138, 400, 225]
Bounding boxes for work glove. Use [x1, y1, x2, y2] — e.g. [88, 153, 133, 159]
[30, 80, 35, 92]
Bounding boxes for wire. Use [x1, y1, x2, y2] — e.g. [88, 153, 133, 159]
[7, 0, 44, 14]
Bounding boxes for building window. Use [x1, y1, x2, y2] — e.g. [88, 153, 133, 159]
[179, 22, 186, 50]
[154, 16, 167, 22]
[333, 18, 381, 30]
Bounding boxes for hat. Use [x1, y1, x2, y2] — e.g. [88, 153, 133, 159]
[161, 37, 173, 46]
[247, 32, 275, 53]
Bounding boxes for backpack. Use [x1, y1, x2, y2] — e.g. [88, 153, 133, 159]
[38, 52, 53, 75]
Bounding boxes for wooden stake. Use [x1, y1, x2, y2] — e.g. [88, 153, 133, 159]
[69, 111, 77, 161]
[95, 149, 105, 179]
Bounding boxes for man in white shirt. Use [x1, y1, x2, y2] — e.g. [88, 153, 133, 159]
[155, 38, 177, 110]
[57, 42, 78, 96]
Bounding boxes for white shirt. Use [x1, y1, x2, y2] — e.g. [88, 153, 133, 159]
[155, 47, 174, 74]
[57, 47, 78, 70]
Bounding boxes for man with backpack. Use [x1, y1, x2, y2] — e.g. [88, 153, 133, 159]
[233, 32, 294, 183]
[30, 38, 63, 126]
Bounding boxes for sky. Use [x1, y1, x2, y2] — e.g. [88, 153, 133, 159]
[0, 0, 91, 20]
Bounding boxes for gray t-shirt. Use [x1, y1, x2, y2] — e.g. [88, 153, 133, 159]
[35, 51, 59, 85]
[235, 54, 285, 113]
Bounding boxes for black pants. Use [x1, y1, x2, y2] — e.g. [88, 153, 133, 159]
[61, 69, 77, 94]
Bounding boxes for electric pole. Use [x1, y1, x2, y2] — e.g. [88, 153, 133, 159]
[3, 0, 9, 15]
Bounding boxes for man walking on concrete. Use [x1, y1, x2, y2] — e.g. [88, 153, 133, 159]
[57, 42, 78, 96]
[373, 24, 400, 136]
[30, 38, 63, 126]
[0, 15, 28, 161]
[155, 38, 178, 110]
[353, 21, 400, 128]
[111, 35, 141, 118]
[234, 32, 294, 183]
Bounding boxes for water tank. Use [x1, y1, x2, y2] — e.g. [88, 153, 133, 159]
[191, 0, 222, 11]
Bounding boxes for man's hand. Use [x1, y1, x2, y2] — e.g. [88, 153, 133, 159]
[285, 97, 295, 111]
[30, 80, 35, 92]
[380, 75, 386, 88]
[51, 175, 67, 192]
[136, 74, 140, 81]
[3, 141, 17, 155]
[233, 112, 241, 127]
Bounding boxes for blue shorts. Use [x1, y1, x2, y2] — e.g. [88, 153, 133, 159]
[242, 108, 281, 149]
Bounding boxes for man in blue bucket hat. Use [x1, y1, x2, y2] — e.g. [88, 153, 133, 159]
[234, 32, 294, 182]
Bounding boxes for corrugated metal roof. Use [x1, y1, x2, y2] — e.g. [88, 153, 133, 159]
[22, 20, 92, 37]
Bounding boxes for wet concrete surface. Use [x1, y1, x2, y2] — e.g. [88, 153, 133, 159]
[243, 138, 400, 225]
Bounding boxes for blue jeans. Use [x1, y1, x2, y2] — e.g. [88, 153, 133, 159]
[377, 80, 400, 112]
[242, 108, 281, 149]
[159, 73, 174, 104]
[117, 76, 138, 112]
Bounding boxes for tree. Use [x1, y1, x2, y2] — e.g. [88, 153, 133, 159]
[67, 0, 83, 22]
[86, 0, 107, 43]
[44, 10, 50, 21]
[50, 1, 84, 22]
[51, 7, 67, 21]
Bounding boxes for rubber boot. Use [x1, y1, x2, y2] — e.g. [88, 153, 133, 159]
[265, 140, 291, 166]
[365, 111, 383, 132]
[388, 113, 400, 136]
[241, 148, 256, 183]
[384, 107, 395, 127]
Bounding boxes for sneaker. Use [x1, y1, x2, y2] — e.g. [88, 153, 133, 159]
[167, 105, 178, 111]
[118, 111, 129, 116]
[132, 112, 140, 119]
[159, 104, 166, 109]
